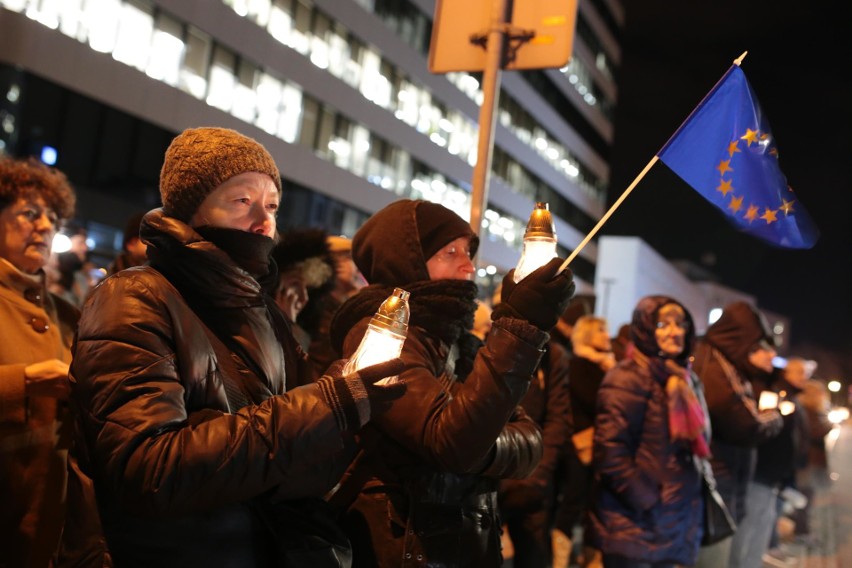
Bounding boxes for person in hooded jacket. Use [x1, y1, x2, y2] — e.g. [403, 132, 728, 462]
[691, 301, 783, 568]
[62, 127, 404, 568]
[590, 296, 710, 568]
[328, 199, 576, 567]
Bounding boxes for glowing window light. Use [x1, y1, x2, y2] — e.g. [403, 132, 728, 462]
[146, 30, 184, 86]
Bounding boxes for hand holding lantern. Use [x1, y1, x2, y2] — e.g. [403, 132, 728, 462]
[513, 202, 558, 283]
[343, 288, 410, 385]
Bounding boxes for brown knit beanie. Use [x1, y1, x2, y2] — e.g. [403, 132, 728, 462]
[159, 127, 282, 221]
[415, 201, 478, 261]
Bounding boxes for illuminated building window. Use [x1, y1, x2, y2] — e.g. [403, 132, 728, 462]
[178, 27, 211, 99]
[146, 13, 183, 86]
[112, 0, 153, 72]
[206, 45, 237, 112]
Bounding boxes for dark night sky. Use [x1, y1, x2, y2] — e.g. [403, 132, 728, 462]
[601, 2, 852, 369]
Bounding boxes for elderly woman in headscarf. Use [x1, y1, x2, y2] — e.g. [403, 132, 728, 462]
[590, 296, 709, 567]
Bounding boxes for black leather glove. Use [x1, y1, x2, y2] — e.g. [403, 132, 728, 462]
[492, 258, 575, 331]
[317, 358, 406, 432]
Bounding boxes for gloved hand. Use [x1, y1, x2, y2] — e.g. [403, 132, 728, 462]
[492, 258, 575, 331]
[317, 358, 406, 432]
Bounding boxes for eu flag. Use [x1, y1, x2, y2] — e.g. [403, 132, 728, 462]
[658, 64, 819, 248]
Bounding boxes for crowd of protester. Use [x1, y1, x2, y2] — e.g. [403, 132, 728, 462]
[0, 127, 838, 568]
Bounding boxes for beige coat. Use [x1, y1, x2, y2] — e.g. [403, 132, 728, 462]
[0, 258, 78, 568]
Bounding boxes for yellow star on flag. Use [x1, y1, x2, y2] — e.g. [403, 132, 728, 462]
[760, 208, 778, 224]
[741, 128, 759, 146]
[728, 195, 744, 214]
[744, 204, 759, 223]
[780, 199, 795, 215]
[717, 179, 734, 197]
[727, 141, 741, 157]
[716, 160, 733, 175]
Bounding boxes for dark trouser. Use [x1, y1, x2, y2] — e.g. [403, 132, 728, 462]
[553, 450, 594, 534]
[505, 508, 549, 568]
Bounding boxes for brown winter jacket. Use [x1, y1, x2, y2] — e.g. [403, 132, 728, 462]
[0, 259, 78, 568]
[329, 199, 545, 567]
[337, 315, 545, 567]
[66, 210, 361, 568]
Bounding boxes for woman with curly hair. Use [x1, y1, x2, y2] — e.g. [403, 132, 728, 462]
[0, 156, 77, 567]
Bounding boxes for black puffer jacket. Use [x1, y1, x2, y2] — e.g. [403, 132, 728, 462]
[590, 296, 706, 566]
[67, 210, 359, 567]
[692, 301, 783, 522]
[329, 200, 545, 567]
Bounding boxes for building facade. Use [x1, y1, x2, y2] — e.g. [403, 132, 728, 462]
[0, 0, 623, 291]
[595, 235, 792, 351]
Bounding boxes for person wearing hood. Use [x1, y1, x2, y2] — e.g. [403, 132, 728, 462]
[692, 301, 783, 568]
[62, 127, 404, 567]
[590, 296, 710, 567]
[328, 198, 576, 567]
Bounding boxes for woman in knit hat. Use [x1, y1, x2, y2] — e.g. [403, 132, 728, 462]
[329, 198, 576, 567]
[63, 127, 404, 567]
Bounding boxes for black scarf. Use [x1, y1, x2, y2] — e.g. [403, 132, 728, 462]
[331, 279, 481, 379]
[143, 214, 288, 396]
[194, 226, 278, 291]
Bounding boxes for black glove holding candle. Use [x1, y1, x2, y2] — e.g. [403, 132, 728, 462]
[492, 258, 576, 332]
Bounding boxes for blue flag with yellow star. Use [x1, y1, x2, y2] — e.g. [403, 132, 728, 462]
[658, 65, 819, 248]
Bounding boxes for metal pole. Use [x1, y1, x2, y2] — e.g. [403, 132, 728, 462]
[469, 0, 510, 240]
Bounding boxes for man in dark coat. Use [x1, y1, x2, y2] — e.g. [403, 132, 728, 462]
[329, 199, 575, 567]
[63, 127, 404, 567]
[692, 301, 783, 568]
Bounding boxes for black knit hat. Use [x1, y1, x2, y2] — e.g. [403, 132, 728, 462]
[159, 127, 282, 221]
[271, 228, 335, 291]
[415, 201, 478, 261]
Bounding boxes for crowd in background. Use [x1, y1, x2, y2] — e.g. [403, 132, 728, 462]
[0, 128, 838, 568]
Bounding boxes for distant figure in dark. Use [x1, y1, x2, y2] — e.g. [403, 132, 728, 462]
[108, 211, 148, 275]
[270, 227, 336, 386]
[611, 323, 633, 362]
[302, 234, 365, 376]
[692, 301, 784, 568]
[552, 315, 616, 568]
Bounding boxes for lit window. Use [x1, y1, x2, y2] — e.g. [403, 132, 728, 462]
[206, 46, 237, 111]
[232, 63, 258, 123]
[146, 17, 184, 86]
[113, 2, 154, 71]
[267, 3, 293, 44]
[277, 84, 303, 143]
[255, 73, 282, 135]
[85, 0, 121, 54]
[178, 28, 211, 99]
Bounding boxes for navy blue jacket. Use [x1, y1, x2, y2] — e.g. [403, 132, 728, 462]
[590, 296, 704, 565]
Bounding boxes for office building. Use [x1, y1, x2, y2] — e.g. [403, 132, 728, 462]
[0, 0, 623, 290]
